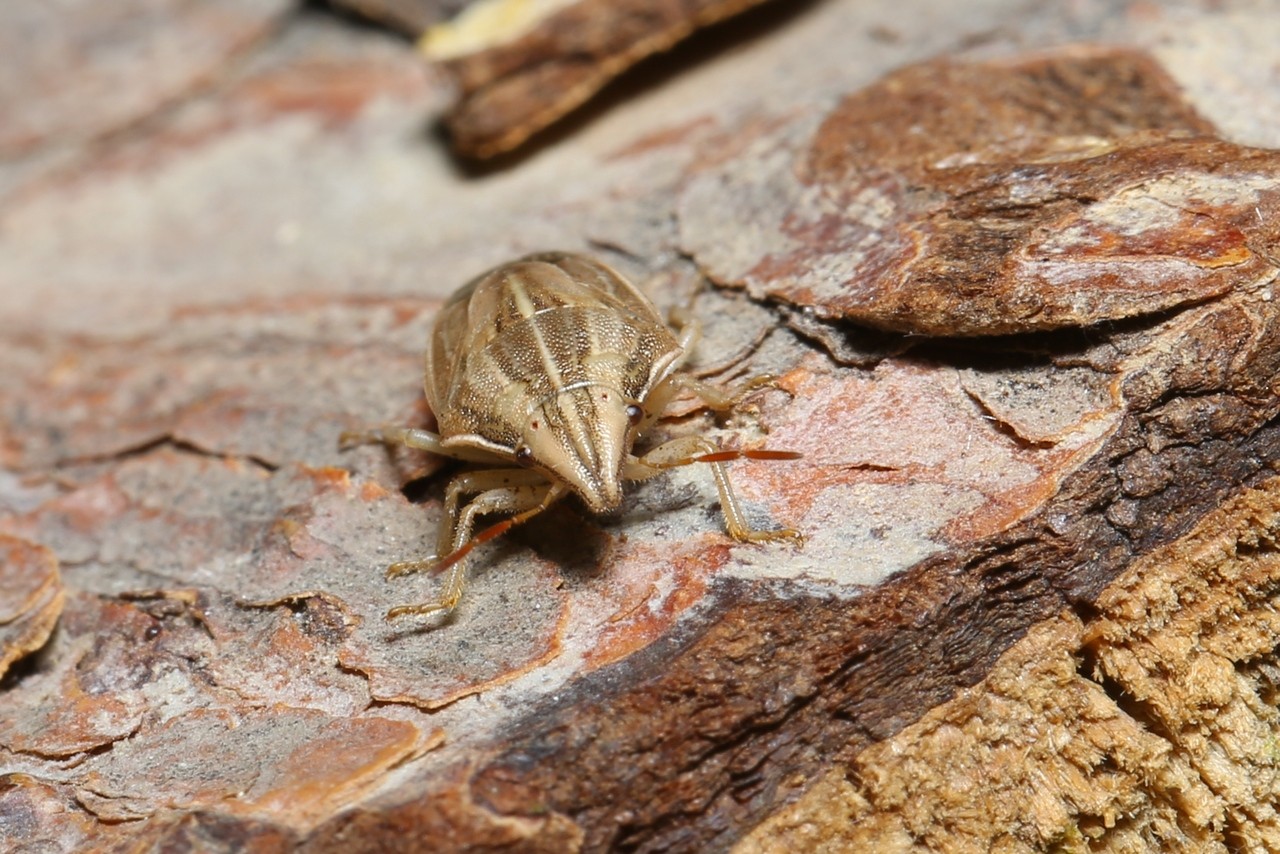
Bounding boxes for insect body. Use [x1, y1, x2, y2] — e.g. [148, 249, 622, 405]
[343, 252, 801, 619]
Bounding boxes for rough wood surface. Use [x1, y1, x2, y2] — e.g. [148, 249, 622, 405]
[739, 478, 1280, 852]
[2, 1, 1280, 852]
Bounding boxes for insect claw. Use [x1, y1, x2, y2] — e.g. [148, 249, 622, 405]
[386, 601, 448, 620]
[338, 429, 371, 450]
[386, 586, 463, 620]
[734, 527, 805, 546]
[778, 528, 805, 547]
[385, 558, 439, 579]
[725, 374, 793, 408]
[739, 373, 780, 392]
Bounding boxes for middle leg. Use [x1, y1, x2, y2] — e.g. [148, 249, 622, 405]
[386, 475, 567, 619]
[624, 435, 802, 545]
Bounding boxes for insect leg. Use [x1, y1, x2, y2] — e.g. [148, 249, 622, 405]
[667, 304, 702, 356]
[435, 469, 552, 558]
[624, 436, 803, 546]
[666, 306, 787, 405]
[386, 480, 567, 619]
[386, 468, 554, 575]
[641, 374, 787, 437]
[676, 373, 785, 412]
[339, 426, 498, 463]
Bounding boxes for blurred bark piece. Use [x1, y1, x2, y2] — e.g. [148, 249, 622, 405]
[330, 0, 474, 34]
[426, 0, 776, 158]
[0, 0, 291, 159]
[3, 1, 1280, 851]
[0, 536, 63, 679]
[1, 298, 435, 474]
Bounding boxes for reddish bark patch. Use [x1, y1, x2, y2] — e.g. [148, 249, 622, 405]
[680, 47, 1280, 336]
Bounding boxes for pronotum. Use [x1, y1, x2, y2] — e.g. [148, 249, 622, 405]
[342, 252, 802, 619]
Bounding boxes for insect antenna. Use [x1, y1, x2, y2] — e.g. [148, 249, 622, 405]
[693, 449, 802, 464]
[647, 448, 803, 468]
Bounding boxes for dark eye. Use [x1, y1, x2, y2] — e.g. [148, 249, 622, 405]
[515, 446, 534, 466]
[625, 404, 644, 426]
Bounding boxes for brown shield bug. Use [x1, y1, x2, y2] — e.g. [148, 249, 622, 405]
[342, 252, 801, 619]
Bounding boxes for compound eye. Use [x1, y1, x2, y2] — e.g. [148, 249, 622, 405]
[625, 404, 644, 426]
[514, 446, 534, 467]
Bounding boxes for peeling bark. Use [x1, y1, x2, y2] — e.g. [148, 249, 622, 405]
[425, 0, 782, 158]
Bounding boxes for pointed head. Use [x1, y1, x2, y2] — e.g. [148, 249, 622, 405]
[515, 385, 645, 514]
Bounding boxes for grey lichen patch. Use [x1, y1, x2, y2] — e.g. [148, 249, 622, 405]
[729, 480, 984, 588]
[337, 546, 569, 710]
[960, 363, 1119, 445]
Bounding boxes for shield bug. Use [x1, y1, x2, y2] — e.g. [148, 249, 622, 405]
[342, 252, 802, 619]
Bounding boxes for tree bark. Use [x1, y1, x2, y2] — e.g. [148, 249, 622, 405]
[3, 2, 1280, 852]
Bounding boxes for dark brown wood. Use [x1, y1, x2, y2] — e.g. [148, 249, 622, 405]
[330, 0, 472, 35]
[431, 0, 778, 158]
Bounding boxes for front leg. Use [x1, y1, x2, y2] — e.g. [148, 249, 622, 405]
[436, 468, 553, 557]
[339, 425, 500, 463]
[386, 475, 567, 620]
[624, 435, 802, 545]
